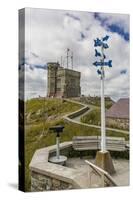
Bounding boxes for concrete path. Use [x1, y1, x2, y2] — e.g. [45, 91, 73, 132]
[64, 99, 129, 135]
[71, 106, 94, 122]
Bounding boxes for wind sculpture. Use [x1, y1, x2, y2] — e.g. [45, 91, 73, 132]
[93, 35, 115, 174]
[93, 35, 112, 152]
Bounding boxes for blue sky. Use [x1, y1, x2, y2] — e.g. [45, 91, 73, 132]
[19, 8, 129, 101]
[94, 13, 129, 41]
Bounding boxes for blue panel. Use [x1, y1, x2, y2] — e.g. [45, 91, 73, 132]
[93, 61, 103, 66]
[104, 60, 112, 67]
[94, 38, 102, 47]
[95, 49, 101, 57]
[102, 35, 109, 41]
[103, 43, 109, 49]
[97, 69, 101, 75]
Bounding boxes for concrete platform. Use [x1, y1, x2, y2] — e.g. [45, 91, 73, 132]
[66, 157, 129, 187]
[30, 142, 129, 190]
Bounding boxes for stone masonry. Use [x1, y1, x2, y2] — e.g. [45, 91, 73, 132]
[47, 62, 81, 98]
[31, 171, 73, 191]
[29, 142, 89, 192]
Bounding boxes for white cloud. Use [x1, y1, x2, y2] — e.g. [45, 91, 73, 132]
[23, 8, 129, 101]
[25, 66, 47, 99]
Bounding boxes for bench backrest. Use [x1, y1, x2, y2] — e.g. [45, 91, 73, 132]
[72, 136, 126, 151]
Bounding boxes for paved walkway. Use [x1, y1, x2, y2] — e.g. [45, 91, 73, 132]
[64, 99, 129, 135]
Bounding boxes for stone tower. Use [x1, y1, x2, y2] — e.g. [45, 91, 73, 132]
[47, 62, 59, 97]
[47, 62, 81, 98]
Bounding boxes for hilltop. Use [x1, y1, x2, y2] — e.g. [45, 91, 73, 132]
[70, 96, 114, 109]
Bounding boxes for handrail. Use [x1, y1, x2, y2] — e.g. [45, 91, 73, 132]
[85, 160, 117, 187]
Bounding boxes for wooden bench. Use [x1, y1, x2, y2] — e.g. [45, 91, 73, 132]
[72, 136, 126, 152]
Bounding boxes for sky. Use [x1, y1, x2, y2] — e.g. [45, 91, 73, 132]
[19, 8, 130, 101]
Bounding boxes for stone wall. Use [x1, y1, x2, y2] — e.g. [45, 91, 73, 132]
[29, 142, 89, 192]
[31, 171, 73, 191]
[63, 69, 81, 98]
[47, 62, 81, 98]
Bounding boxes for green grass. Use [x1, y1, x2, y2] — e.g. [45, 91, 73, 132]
[25, 98, 82, 124]
[24, 98, 82, 191]
[74, 96, 114, 109]
[81, 108, 101, 125]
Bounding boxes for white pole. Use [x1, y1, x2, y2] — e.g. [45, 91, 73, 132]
[101, 46, 106, 152]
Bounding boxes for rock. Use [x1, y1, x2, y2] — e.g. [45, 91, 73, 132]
[52, 179, 61, 187]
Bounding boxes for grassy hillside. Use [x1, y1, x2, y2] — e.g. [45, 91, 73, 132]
[72, 96, 114, 109]
[26, 98, 82, 124]
[25, 98, 82, 191]
[81, 108, 101, 125]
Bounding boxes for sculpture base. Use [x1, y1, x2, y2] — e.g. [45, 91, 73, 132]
[49, 155, 67, 165]
[95, 151, 115, 175]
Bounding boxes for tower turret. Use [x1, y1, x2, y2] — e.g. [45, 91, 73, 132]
[47, 62, 60, 97]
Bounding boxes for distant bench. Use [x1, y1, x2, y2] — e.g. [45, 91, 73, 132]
[72, 136, 126, 152]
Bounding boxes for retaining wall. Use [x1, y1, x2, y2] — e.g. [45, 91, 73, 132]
[29, 142, 88, 192]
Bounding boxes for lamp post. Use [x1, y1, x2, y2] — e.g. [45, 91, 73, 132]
[93, 36, 115, 174]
